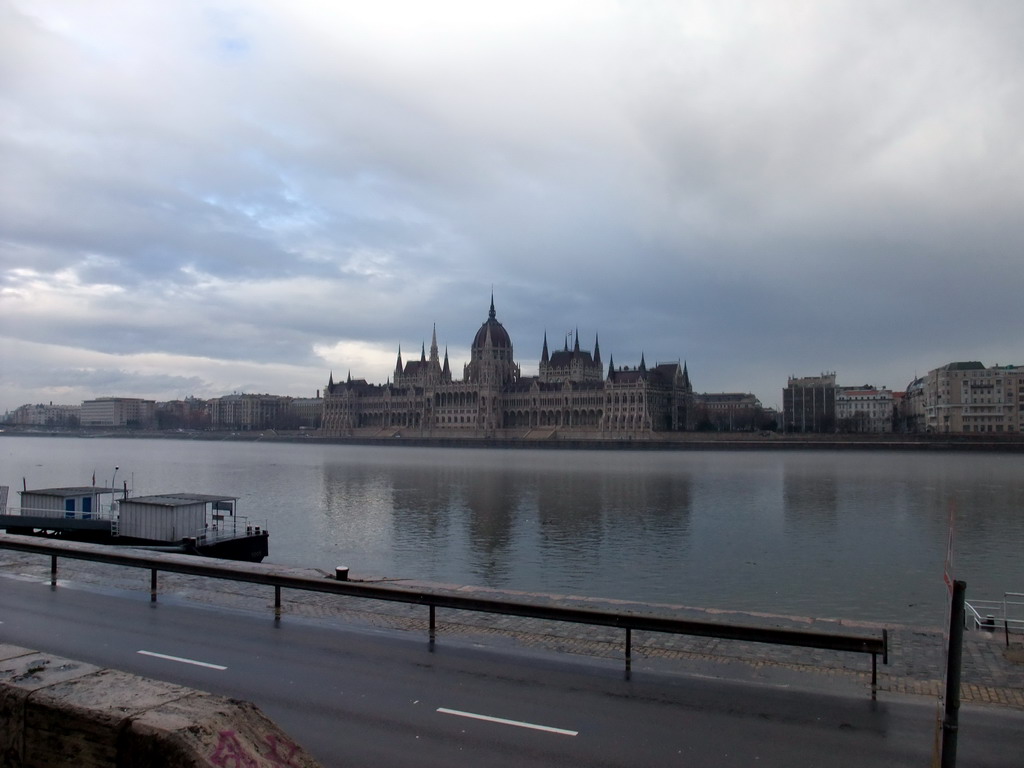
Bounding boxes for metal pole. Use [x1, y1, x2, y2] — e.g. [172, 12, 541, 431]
[625, 627, 632, 674]
[941, 580, 966, 768]
[275, 585, 281, 622]
[150, 568, 158, 603]
[50, 555, 57, 587]
[1005, 595, 1010, 649]
[429, 604, 436, 645]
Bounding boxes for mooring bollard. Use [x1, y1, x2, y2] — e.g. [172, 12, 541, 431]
[335, 566, 349, 581]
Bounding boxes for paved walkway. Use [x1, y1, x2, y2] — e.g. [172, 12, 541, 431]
[1, 551, 1021, 709]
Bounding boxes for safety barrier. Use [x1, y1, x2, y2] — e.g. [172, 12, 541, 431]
[0, 534, 888, 691]
[966, 592, 1024, 647]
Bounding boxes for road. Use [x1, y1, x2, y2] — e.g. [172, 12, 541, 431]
[0, 573, 1020, 767]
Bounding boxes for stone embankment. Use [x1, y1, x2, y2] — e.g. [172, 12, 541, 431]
[5, 427, 1024, 452]
[0, 644, 321, 768]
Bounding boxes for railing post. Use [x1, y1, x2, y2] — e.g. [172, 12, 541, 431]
[50, 555, 57, 587]
[625, 627, 632, 674]
[1005, 595, 1010, 648]
[150, 568, 158, 603]
[429, 604, 436, 645]
[275, 585, 282, 622]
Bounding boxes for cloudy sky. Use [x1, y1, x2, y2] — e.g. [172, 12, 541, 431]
[2, 1, 1022, 414]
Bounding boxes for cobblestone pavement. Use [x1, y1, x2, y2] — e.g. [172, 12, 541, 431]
[2, 551, 1021, 710]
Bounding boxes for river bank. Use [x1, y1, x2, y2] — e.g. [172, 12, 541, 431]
[4, 427, 1024, 452]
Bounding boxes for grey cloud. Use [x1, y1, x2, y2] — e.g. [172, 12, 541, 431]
[2, 2, 1024, 412]
[0, 355, 205, 399]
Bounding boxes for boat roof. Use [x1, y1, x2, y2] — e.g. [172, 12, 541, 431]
[20, 487, 115, 497]
[120, 493, 237, 508]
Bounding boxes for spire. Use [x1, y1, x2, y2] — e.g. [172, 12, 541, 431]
[639, 352, 647, 373]
[420, 341, 426, 363]
[489, 291, 496, 320]
[573, 327, 580, 354]
[443, 347, 450, 377]
[541, 331, 549, 364]
[329, 371, 334, 387]
[593, 334, 601, 365]
[430, 323, 439, 364]
[395, 345, 403, 376]
[346, 370, 352, 384]
[683, 360, 690, 388]
[607, 355, 615, 381]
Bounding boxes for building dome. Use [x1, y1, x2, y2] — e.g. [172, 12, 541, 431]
[463, 294, 520, 387]
[472, 297, 512, 351]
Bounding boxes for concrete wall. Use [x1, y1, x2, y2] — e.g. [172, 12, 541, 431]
[0, 644, 322, 768]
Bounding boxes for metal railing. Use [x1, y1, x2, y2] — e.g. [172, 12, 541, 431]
[199, 518, 267, 544]
[966, 592, 1024, 647]
[3, 504, 119, 522]
[0, 534, 888, 691]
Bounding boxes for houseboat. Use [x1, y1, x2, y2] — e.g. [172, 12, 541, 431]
[0, 485, 269, 562]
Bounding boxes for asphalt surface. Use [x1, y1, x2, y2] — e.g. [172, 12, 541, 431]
[3, 574, 1024, 767]
[1, 548, 1023, 767]
[5, 547, 1019, 704]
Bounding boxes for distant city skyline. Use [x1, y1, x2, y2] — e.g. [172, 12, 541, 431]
[1, 294, 1017, 416]
[3, 2, 1022, 414]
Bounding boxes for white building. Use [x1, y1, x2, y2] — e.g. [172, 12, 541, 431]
[80, 397, 157, 428]
[835, 387, 894, 433]
[208, 394, 292, 430]
[9, 403, 81, 427]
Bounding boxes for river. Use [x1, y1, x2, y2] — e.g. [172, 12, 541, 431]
[2, 435, 1021, 626]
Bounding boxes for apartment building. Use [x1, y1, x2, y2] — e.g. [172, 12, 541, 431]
[208, 394, 293, 431]
[80, 397, 157, 428]
[922, 362, 1024, 434]
[782, 373, 836, 433]
[695, 392, 764, 431]
[9, 402, 81, 427]
[835, 387, 894, 433]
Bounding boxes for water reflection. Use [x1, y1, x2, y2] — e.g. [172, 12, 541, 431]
[783, 461, 838, 529]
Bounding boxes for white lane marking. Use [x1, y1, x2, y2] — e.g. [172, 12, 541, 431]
[436, 707, 578, 736]
[137, 650, 227, 670]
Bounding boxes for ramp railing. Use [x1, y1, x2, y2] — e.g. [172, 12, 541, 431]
[966, 592, 1024, 647]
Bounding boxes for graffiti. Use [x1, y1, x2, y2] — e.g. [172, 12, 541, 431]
[209, 729, 304, 768]
[210, 730, 258, 768]
[265, 733, 302, 767]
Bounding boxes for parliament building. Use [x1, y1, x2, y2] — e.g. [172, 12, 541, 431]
[322, 297, 694, 437]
